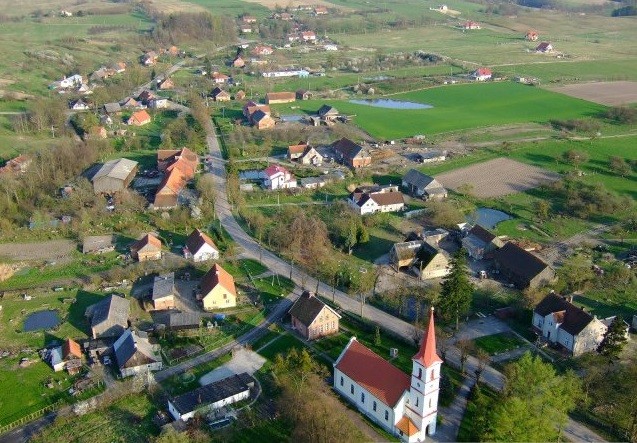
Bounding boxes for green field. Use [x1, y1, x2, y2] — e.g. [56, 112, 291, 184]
[473, 332, 526, 355]
[274, 82, 605, 139]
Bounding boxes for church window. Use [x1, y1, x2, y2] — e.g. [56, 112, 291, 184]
[361, 393, 365, 403]
[416, 397, 419, 407]
[417, 367, 422, 379]
[430, 370, 435, 381]
[350, 384, 354, 395]
[373, 401, 377, 412]
[429, 398, 432, 408]
[385, 410, 389, 421]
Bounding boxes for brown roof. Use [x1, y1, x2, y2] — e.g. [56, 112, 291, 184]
[335, 338, 410, 407]
[493, 242, 550, 282]
[265, 92, 295, 101]
[157, 169, 186, 195]
[288, 143, 308, 155]
[185, 229, 217, 255]
[369, 191, 404, 206]
[200, 263, 236, 297]
[289, 291, 340, 327]
[128, 110, 151, 125]
[468, 225, 496, 243]
[396, 416, 419, 437]
[534, 293, 595, 336]
[332, 138, 367, 160]
[63, 338, 82, 360]
[131, 234, 162, 253]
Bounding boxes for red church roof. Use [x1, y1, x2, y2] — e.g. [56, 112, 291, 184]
[335, 338, 410, 407]
[413, 308, 443, 367]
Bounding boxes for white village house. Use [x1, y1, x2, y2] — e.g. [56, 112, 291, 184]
[334, 308, 442, 442]
[348, 186, 405, 215]
[183, 228, 219, 262]
[263, 164, 297, 190]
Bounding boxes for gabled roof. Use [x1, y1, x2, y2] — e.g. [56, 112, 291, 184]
[168, 312, 201, 329]
[396, 416, 419, 437]
[534, 293, 595, 336]
[264, 164, 290, 178]
[152, 273, 175, 300]
[467, 225, 496, 243]
[289, 291, 341, 327]
[288, 143, 308, 155]
[369, 191, 404, 207]
[185, 228, 218, 255]
[318, 104, 339, 117]
[332, 138, 367, 160]
[265, 92, 295, 101]
[170, 373, 252, 414]
[402, 169, 442, 190]
[493, 242, 551, 282]
[131, 233, 162, 253]
[474, 67, 492, 76]
[200, 263, 236, 297]
[413, 308, 443, 367]
[156, 169, 186, 197]
[113, 329, 161, 369]
[104, 102, 121, 113]
[86, 294, 130, 330]
[391, 240, 424, 261]
[128, 110, 151, 125]
[92, 158, 138, 182]
[536, 42, 552, 51]
[335, 338, 410, 407]
[62, 338, 82, 360]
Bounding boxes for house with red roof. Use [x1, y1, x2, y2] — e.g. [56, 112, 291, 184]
[462, 20, 481, 30]
[471, 67, 492, 81]
[263, 164, 297, 190]
[199, 264, 237, 310]
[334, 308, 442, 442]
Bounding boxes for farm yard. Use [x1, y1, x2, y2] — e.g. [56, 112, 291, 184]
[550, 81, 637, 105]
[435, 158, 562, 198]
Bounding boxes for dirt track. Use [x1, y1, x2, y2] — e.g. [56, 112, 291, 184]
[435, 157, 561, 198]
[551, 81, 637, 106]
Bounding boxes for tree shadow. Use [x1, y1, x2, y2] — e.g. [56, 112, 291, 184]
[68, 290, 105, 335]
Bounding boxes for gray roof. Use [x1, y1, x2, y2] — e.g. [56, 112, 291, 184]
[170, 373, 253, 415]
[317, 104, 339, 117]
[152, 273, 175, 301]
[86, 294, 130, 330]
[104, 102, 121, 114]
[402, 169, 444, 192]
[113, 329, 160, 369]
[82, 235, 114, 253]
[168, 312, 201, 329]
[300, 176, 326, 186]
[391, 240, 424, 261]
[92, 158, 138, 182]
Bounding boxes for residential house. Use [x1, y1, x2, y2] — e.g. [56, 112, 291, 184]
[113, 329, 163, 377]
[261, 69, 309, 78]
[401, 169, 447, 200]
[332, 138, 372, 168]
[69, 99, 90, 110]
[120, 97, 140, 109]
[137, 90, 156, 105]
[47, 338, 83, 373]
[463, 21, 481, 29]
[90, 158, 138, 194]
[263, 164, 297, 190]
[251, 45, 273, 56]
[234, 90, 246, 100]
[85, 294, 130, 339]
[149, 98, 168, 109]
[212, 72, 230, 84]
[241, 15, 257, 23]
[90, 67, 115, 81]
[127, 109, 152, 126]
[49, 74, 83, 90]
[158, 78, 174, 90]
[301, 31, 317, 42]
[298, 146, 323, 166]
[317, 104, 339, 121]
[151, 273, 177, 310]
[532, 293, 609, 356]
[461, 225, 504, 260]
[251, 109, 275, 130]
[211, 87, 231, 102]
[265, 92, 296, 104]
[168, 373, 253, 422]
[289, 291, 341, 340]
[82, 235, 115, 254]
[104, 102, 122, 115]
[154, 168, 187, 209]
[334, 308, 441, 442]
[243, 100, 270, 119]
[526, 30, 539, 41]
[349, 187, 405, 215]
[141, 51, 158, 66]
[389, 241, 451, 280]
[287, 143, 309, 160]
[0, 155, 31, 174]
[166, 45, 180, 57]
[130, 233, 162, 262]
[536, 42, 553, 53]
[493, 242, 555, 289]
[157, 147, 198, 176]
[199, 263, 237, 310]
[112, 61, 126, 73]
[314, 6, 328, 14]
[232, 56, 245, 68]
[296, 89, 313, 100]
[183, 228, 219, 262]
[471, 67, 492, 81]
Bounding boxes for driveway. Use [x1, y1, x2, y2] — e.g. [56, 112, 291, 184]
[198, 347, 265, 385]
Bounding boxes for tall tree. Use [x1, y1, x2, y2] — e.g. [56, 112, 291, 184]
[485, 353, 582, 442]
[597, 316, 628, 361]
[438, 248, 473, 330]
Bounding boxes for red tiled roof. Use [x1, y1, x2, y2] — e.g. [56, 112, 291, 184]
[128, 110, 151, 125]
[396, 416, 419, 437]
[288, 143, 308, 155]
[200, 263, 236, 298]
[63, 338, 82, 359]
[475, 67, 492, 76]
[132, 233, 162, 252]
[413, 308, 443, 367]
[264, 164, 290, 178]
[336, 338, 410, 407]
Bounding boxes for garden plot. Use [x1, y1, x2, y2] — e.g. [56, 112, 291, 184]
[551, 81, 637, 106]
[435, 157, 560, 198]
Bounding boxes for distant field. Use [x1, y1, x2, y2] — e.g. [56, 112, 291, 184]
[275, 82, 605, 139]
[240, 0, 350, 11]
[550, 81, 637, 105]
[435, 157, 561, 197]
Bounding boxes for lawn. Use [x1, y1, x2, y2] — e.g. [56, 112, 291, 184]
[473, 332, 526, 355]
[161, 353, 233, 396]
[256, 332, 305, 361]
[273, 82, 604, 139]
[252, 275, 295, 304]
[31, 393, 160, 443]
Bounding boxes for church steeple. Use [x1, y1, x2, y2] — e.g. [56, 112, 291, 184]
[413, 307, 443, 367]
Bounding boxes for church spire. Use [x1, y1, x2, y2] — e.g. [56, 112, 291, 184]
[413, 307, 443, 367]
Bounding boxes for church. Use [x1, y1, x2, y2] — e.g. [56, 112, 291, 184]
[333, 308, 442, 442]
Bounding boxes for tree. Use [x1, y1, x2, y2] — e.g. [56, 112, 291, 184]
[562, 149, 589, 170]
[475, 348, 490, 383]
[534, 200, 550, 220]
[438, 248, 474, 330]
[457, 339, 474, 374]
[485, 353, 582, 442]
[597, 316, 628, 361]
[610, 156, 630, 177]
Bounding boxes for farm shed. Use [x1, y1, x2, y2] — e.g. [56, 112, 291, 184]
[493, 242, 555, 289]
[85, 294, 130, 339]
[90, 158, 138, 194]
[82, 235, 115, 254]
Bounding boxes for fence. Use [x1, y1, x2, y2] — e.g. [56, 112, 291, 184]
[0, 399, 63, 435]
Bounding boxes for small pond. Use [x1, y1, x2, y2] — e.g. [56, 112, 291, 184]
[467, 207, 512, 229]
[279, 114, 305, 123]
[349, 98, 433, 110]
[23, 310, 61, 332]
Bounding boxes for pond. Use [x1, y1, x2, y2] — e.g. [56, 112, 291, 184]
[349, 98, 433, 110]
[467, 207, 512, 229]
[23, 310, 61, 332]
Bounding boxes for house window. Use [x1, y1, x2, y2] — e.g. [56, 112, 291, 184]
[340, 376, 343, 387]
[373, 401, 377, 412]
[361, 393, 365, 403]
[385, 410, 389, 421]
[418, 367, 422, 379]
[350, 384, 354, 395]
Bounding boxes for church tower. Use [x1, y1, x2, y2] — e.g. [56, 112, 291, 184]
[407, 307, 443, 438]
